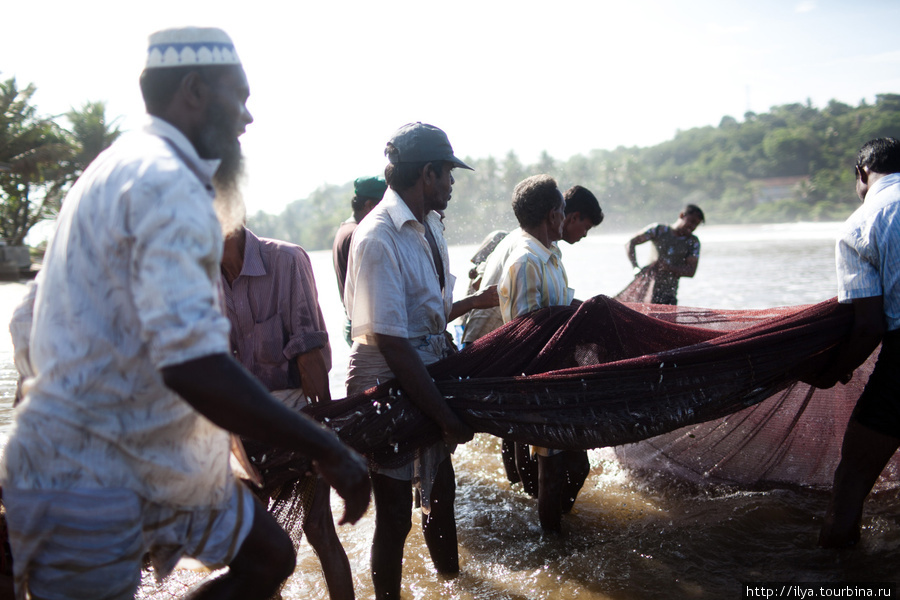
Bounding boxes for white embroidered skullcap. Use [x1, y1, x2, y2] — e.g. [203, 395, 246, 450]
[145, 27, 241, 69]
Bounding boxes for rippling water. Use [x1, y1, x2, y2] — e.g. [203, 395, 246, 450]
[2, 223, 897, 599]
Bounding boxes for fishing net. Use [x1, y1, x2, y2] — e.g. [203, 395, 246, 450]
[241, 289, 900, 552]
[300, 294, 900, 490]
[240, 437, 318, 549]
[614, 265, 658, 304]
[137, 293, 900, 595]
[614, 268, 900, 490]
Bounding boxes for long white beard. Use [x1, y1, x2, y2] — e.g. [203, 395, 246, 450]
[213, 182, 247, 238]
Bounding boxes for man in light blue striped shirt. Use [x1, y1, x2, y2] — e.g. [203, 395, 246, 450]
[498, 179, 573, 321]
[813, 138, 900, 548]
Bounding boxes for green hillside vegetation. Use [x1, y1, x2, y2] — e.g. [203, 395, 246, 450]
[250, 94, 900, 249]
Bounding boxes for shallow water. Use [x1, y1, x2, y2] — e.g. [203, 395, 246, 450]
[2, 223, 897, 599]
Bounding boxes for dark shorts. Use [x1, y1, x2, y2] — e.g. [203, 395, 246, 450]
[853, 329, 900, 438]
[651, 277, 678, 305]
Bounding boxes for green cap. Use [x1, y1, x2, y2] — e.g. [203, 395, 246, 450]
[354, 175, 387, 199]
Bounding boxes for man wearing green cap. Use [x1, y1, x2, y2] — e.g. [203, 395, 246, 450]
[344, 122, 496, 599]
[333, 175, 387, 345]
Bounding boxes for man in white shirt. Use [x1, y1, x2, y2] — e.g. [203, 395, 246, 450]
[810, 138, 900, 548]
[344, 122, 494, 599]
[0, 27, 369, 600]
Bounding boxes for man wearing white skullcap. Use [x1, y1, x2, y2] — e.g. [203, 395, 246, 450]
[0, 26, 370, 600]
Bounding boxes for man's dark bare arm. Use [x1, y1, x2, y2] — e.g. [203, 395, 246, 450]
[162, 353, 370, 524]
[373, 333, 474, 445]
[448, 284, 499, 322]
[807, 296, 885, 389]
[625, 233, 651, 269]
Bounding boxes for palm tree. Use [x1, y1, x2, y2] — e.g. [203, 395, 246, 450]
[0, 78, 121, 245]
[0, 76, 72, 245]
[62, 101, 122, 186]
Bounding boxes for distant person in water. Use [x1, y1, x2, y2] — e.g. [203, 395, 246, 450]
[809, 137, 900, 548]
[333, 176, 387, 345]
[625, 204, 704, 305]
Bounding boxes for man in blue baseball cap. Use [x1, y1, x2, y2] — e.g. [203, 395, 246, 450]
[343, 122, 495, 599]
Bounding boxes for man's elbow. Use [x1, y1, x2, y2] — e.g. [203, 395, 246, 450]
[856, 318, 886, 343]
[851, 296, 886, 342]
[161, 362, 192, 393]
[161, 353, 233, 395]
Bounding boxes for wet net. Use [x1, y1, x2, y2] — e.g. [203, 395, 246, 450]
[614, 265, 658, 304]
[616, 265, 900, 490]
[301, 294, 900, 489]
[135, 293, 897, 594]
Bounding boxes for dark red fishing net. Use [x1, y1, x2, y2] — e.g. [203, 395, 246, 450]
[611, 330, 900, 490]
[302, 294, 900, 489]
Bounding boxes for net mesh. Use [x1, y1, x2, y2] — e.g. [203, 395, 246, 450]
[300, 294, 899, 488]
[239, 436, 317, 548]
[133, 293, 900, 594]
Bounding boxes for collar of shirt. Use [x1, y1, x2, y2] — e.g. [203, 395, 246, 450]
[142, 116, 221, 189]
[867, 172, 900, 200]
[238, 229, 267, 278]
[517, 229, 563, 265]
[381, 188, 444, 233]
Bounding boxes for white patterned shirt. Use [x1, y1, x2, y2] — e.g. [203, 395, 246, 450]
[836, 172, 900, 332]
[1, 117, 234, 508]
[498, 229, 574, 323]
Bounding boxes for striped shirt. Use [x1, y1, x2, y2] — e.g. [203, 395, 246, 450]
[837, 172, 900, 331]
[498, 229, 574, 323]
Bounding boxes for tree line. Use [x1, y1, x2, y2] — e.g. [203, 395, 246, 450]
[3, 71, 899, 251]
[250, 94, 900, 249]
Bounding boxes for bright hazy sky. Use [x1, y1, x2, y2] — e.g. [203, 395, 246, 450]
[3, 0, 900, 215]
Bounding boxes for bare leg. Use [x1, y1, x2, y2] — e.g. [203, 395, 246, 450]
[185, 500, 295, 600]
[370, 473, 412, 600]
[422, 458, 459, 575]
[303, 478, 354, 600]
[537, 453, 566, 534]
[515, 443, 538, 497]
[819, 419, 900, 548]
[560, 450, 590, 514]
[500, 439, 520, 483]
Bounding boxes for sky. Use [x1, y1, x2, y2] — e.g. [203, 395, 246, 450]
[3, 0, 900, 216]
